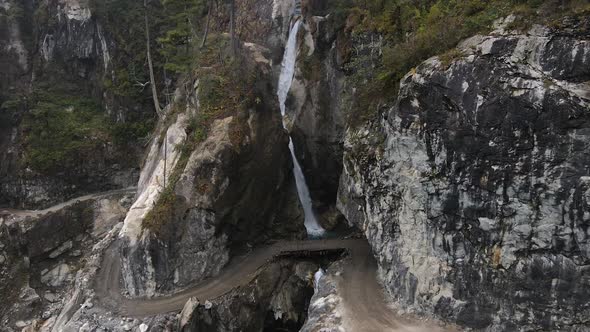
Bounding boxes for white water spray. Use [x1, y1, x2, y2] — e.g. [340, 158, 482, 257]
[313, 268, 325, 292]
[277, 19, 325, 237]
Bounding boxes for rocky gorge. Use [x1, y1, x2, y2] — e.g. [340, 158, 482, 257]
[1, 0, 589, 331]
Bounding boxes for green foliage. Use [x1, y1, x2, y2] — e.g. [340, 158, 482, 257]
[21, 87, 111, 174]
[142, 33, 258, 235]
[90, 0, 162, 101]
[20, 76, 154, 174]
[439, 48, 466, 69]
[142, 187, 179, 236]
[1, 97, 24, 114]
[193, 34, 258, 133]
[111, 119, 155, 145]
[0, 95, 24, 128]
[32, 1, 56, 28]
[91, 0, 208, 100]
[158, 0, 206, 73]
[336, 0, 590, 127]
[102, 67, 145, 98]
[0, 2, 24, 21]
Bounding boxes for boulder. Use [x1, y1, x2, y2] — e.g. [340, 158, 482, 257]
[41, 264, 71, 287]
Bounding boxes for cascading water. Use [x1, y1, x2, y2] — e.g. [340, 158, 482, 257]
[277, 20, 301, 117]
[277, 19, 325, 237]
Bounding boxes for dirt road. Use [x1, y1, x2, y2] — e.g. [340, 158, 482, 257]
[338, 241, 452, 332]
[3, 189, 453, 330]
[95, 238, 455, 331]
[95, 239, 361, 316]
[0, 187, 137, 219]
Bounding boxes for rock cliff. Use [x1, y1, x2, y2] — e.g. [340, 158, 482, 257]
[0, 189, 133, 330]
[2, 0, 590, 330]
[338, 17, 590, 330]
[119, 44, 306, 297]
[281, 4, 350, 229]
[0, 0, 151, 209]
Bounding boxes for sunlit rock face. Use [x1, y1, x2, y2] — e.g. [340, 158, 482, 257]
[0, 190, 132, 329]
[299, 264, 346, 332]
[338, 17, 590, 331]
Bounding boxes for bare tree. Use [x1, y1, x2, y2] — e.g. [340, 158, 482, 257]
[228, 0, 236, 56]
[201, 0, 212, 48]
[144, 0, 163, 118]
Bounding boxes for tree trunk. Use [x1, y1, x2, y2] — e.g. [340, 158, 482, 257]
[200, 0, 212, 48]
[229, 0, 236, 56]
[144, 0, 163, 118]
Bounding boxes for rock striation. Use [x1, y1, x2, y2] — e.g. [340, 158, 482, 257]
[338, 17, 590, 331]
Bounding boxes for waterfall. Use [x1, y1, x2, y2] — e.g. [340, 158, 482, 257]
[277, 20, 301, 116]
[277, 19, 325, 237]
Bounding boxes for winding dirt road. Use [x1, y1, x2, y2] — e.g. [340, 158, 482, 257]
[0, 187, 137, 219]
[3, 189, 453, 331]
[96, 238, 454, 331]
[338, 242, 452, 332]
[95, 238, 361, 316]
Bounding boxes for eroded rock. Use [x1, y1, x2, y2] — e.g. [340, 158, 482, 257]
[338, 17, 590, 330]
[48, 241, 73, 259]
[41, 264, 71, 287]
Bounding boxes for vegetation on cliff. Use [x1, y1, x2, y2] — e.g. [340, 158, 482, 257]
[21, 87, 110, 173]
[334, 0, 590, 126]
[142, 34, 259, 236]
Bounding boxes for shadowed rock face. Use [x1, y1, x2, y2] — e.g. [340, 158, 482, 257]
[178, 259, 316, 332]
[287, 15, 347, 218]
[338, 17, 590, 331]
[120, 52, 306, 297]
[0, 0, 144, 210]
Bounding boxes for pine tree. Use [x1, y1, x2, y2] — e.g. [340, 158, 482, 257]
[158, 0, 206, 73]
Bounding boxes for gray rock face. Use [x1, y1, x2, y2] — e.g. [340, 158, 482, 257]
[0, 0, 143, 210]
[48, 241, 73, 259]
[40, 264, 72, 287]
[299, 264, 345, 332]
[0, 190, 131, 328]
[120, 50, 306, 297]
[287, 13, 348, 217]
[338, 18, 590, 331]
[178, 259, 316, 332]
